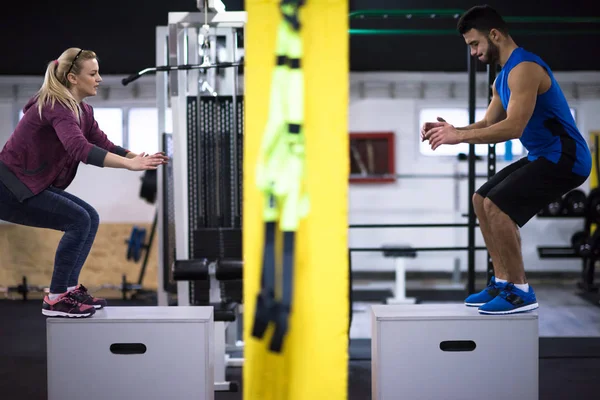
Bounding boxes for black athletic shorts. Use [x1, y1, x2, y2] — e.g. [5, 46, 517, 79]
[476, 155, 588, 228]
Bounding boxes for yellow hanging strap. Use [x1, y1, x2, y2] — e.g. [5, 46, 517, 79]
[245, 0, 349, 398]
[252, 0, 308, 353]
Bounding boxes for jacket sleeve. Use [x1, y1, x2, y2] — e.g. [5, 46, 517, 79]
[46, 105, 108, 167]
[86, 105, 130, 157]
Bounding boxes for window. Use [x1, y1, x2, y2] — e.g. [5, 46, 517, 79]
[92, 108, 123, 147]
[127, 108, 173, 154]
[418, 107, 577, 157]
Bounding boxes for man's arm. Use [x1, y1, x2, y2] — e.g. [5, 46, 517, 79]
[455, 120, 488, 131]
[459, 62, 541, 144]
[456, 82, 507, 131]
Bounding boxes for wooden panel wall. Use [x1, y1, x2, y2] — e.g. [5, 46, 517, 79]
[0, 223, 158, 290]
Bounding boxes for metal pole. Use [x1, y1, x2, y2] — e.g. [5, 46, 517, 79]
[231, 27, 240, 228]
[486, 64, 497, 284]
[137, 211, 158, 286]
[348, 248, 353, 335]
[155, 25, 170, 306]
[467, 45, 477, 294]
[349, 246, 488, 252]
[170, 22, 192, 306]
[349, 223, 478, 228]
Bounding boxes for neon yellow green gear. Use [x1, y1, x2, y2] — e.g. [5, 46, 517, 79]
[255, 3, 309, 232]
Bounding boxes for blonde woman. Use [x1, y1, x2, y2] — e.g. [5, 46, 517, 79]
[0, 48, 168, 317]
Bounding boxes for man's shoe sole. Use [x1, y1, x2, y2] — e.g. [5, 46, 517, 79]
[465, 302, 486, 307]
[478, 303, 539, 315]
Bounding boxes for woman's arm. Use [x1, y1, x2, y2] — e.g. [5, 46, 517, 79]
[103, 151, 166, 171]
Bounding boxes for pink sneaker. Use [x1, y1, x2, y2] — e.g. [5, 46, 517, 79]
[70, 284, 108, 309]
[42, 292, 96, 318]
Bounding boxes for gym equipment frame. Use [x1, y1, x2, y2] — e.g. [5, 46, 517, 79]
[153, 8, 247, 393]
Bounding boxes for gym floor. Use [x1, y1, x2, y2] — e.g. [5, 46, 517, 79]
[1, 282, 599, 399]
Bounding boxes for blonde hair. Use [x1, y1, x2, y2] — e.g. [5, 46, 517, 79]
[35, 47, 98, 120]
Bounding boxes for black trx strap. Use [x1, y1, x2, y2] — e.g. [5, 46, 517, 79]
[251, 217, 277, 341]
[270, 230, 295, 351]
[253, 222, 296, 352]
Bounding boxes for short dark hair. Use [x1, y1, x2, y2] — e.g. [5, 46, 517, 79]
[457, 5, 509, 36]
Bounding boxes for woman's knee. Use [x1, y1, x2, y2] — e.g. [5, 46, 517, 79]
[87, 206, 100, 231]
[69, 208, 92, 234]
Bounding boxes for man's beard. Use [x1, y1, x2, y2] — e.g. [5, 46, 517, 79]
[483, 38, 500, 65]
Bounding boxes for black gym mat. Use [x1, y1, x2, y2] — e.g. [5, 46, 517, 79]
[1, 300, 599, 400]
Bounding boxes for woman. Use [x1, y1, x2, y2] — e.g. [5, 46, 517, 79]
[0, 47, 169, 317]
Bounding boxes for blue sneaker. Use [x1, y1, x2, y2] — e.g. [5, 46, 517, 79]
[478, 283, 539, 315]
[464, 276, 507, 307]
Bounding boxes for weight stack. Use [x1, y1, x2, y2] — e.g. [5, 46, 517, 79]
[221, 279, 243, 304]
[192, 228, 243, 260]
[188, 95, 244, 305]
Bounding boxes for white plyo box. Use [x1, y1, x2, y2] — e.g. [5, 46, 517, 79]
[371, 303, 539, 400]
[47, 306, 214, 400]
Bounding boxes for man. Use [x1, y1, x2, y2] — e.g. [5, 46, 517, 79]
[421, 5, 591, 314]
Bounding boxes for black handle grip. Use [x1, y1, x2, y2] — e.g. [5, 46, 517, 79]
[110, 343, 147, 355]
[216, 259, 243, 280]
[173, 258, 210, 281]
[439, 340, 476, 352]
[122, 74, 141, 86]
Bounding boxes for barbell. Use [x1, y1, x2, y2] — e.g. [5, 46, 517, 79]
[0, 276, 47, 301]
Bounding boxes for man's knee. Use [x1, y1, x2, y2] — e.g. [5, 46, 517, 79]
[473, 193, 485, 216]
[483, 197, 503, 218]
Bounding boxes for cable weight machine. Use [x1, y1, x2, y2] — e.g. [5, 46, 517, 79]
[122, 2, 247, 392]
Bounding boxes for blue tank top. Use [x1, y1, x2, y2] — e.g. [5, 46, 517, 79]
[495, 47, 591, 177]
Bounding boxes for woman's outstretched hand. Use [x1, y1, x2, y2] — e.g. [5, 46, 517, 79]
[128, 152, 169, 171]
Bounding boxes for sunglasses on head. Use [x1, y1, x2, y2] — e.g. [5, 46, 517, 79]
[65, 49, 84, 76]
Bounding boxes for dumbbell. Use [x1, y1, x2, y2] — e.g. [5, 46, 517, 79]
[571, 231, 589, 257]
[563, 189, 587, 216]
[586, 188, 600, 224]
[545, 197, 563, 216]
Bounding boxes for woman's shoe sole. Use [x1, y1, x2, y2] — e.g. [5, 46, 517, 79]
[42, 309, 95, 318]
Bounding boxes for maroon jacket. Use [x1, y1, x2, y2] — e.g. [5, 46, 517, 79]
[0, 96, 129, 202]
